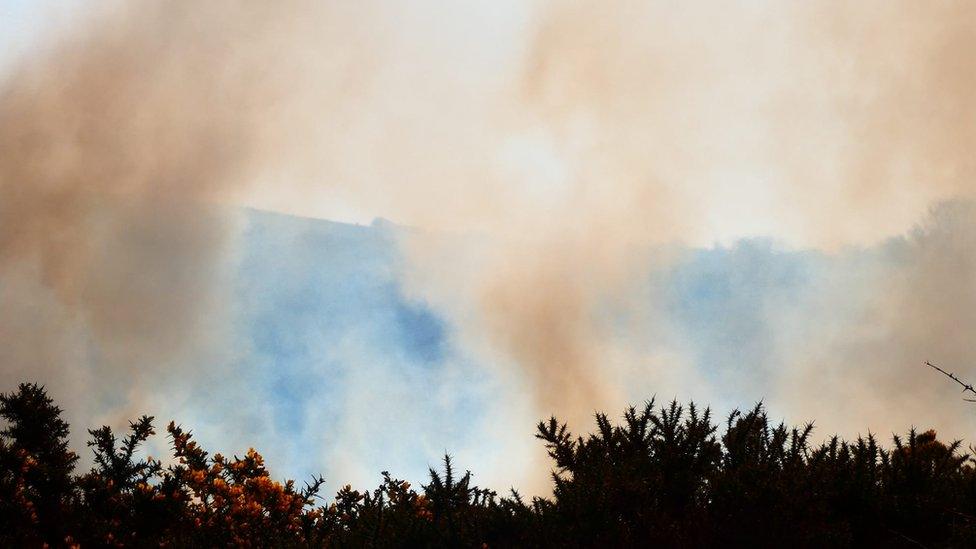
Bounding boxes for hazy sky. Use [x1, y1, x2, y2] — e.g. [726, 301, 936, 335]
[0, 0, 79, 73]
[1, 0, 975, 495]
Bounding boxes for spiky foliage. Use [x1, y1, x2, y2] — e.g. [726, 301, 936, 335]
[0, 383, 78, 546]
[2, 382, 976, 547]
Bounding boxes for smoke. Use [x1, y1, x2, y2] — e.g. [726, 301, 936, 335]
[393, 0, 976, 468]
[763, 1, 976, 246]
[397, 0, 976, 431]
[0, 1, 291, 427]
[765, 201, 976, 440]
[2, 0, 976, 492]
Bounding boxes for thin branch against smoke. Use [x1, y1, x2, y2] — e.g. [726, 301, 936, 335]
[925, 361, 976, 403]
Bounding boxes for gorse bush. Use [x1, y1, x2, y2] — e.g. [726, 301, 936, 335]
[2, 383, 975, 547]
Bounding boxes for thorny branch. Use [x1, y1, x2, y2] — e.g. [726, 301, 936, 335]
[925, 361, 976, 402]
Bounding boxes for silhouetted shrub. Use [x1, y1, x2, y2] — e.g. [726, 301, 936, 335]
[0, 383, 78, 546]
[1, 382, 974, 547]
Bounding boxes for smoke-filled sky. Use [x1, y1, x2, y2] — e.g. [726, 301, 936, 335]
[1, 0, 975, 495]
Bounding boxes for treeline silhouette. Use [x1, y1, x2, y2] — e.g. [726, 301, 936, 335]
[2, 383, 975, 547]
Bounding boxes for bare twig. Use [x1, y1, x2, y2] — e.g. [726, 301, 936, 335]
[887, 527, 929, 548]
[925, 361, 976, 401]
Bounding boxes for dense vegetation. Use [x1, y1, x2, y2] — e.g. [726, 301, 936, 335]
[2, 382, 975, 547]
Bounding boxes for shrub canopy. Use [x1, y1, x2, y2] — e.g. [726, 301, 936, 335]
[1, 383, 975, 547]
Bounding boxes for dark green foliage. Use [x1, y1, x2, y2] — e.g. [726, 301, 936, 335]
[0, 383, 79, 546]
[76, 416, 173, 545]
[1, 383, 976, 547]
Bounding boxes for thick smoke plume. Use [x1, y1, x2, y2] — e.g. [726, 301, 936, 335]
[1, 0, 976, 492]
[397, 0, 976, 431]
[0, 2, 290, 427]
